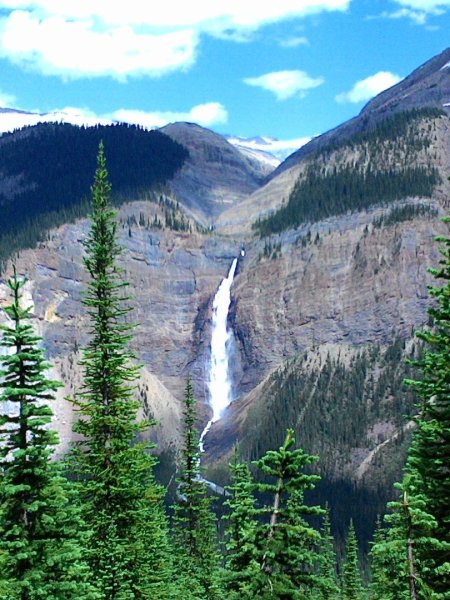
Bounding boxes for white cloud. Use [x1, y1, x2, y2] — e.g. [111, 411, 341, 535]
[112, 103, 228, 128]
[380, 7, 428, 23]
[0, 102, 228, 134]
[335, 71, 402, 104]
[244, 70, 324, 100]
[0, 0, 350, 79]
[280, 36, 309, 48]
[377, 0, 450, 23]
[0, 11, 198, 79]
[0, 89, 16, 107]
[393, 0, 450, 10]
[0, 106, 111, 133]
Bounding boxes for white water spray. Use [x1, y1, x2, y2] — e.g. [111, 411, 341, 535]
[199, 251, 244, 452]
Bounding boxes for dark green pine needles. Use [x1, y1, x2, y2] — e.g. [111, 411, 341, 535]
[404, 213, 450, 598]
[224, 429, 326, 599]
[70, 142, 172, 599]
[0, 269, 96, 599]
[171, 379, 222, 599]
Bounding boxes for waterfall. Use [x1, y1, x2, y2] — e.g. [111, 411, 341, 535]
[199, 251, 244, 453]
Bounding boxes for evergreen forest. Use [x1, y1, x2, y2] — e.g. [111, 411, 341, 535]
[0, 146, 449, 599]
[254, 108, 444, 237]
[0, 123, 189, 273]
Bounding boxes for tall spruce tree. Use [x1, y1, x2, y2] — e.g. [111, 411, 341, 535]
[0, 269, 96, 599]
[369, 469, 438, 600]
[171, 378, 222, 599]
[342, 520, 364, 600]
[222, 448, 262, 599]
[404, 212, 450, 597]
[313, 506, 340, 599]
[252, 429, 324, 599]
[70, 142, 171, 598]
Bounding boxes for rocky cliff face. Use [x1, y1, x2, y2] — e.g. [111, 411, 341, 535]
[1, 50, 449, 492]
[160, 122, 271, 225]
[0, 199, 243, 454]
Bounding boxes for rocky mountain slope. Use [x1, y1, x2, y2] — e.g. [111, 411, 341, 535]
[0, 48, 449, 535]
[271, 46, 450, 177]
[160, 122, 271, 224]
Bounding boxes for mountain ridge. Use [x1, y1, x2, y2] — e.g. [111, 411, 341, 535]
[271, 46, 450, 178]
[0, 47, 450, 546]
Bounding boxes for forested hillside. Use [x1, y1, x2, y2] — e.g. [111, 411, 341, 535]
[1, 145, 449, 599]
[254, 108, 444, 236]
[0, 122, 188, 271]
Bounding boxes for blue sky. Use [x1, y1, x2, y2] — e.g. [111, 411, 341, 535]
[0, 0, 449, 152]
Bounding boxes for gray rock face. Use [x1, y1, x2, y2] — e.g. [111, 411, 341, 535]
[1, 48, 449, 481]
[0, 199, 245, 450]
[161, 122, 267, 224]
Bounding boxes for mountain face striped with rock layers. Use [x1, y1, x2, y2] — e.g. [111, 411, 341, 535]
[0, 47, 449, 537]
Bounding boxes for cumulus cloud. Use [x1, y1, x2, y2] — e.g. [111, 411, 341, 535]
[0, 102, 228, 134]
[0, 11, 198, 79]
[377, 0, 450, 23]
[244, 70, 324, 100]
[112, 103, 228, 128]
[0, 0, 350, 78]
[279, 36, 309, 48]
[0, 88, 16, 107]
[335, 71, 402, 104]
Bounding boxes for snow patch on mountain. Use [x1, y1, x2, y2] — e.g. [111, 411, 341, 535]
[226, 134, 312, 163]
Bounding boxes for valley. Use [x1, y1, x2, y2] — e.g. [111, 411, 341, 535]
[0, 46, 449, 552]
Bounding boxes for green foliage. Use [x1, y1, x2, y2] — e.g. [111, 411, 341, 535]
[369, 468, 440, 600]
[223, 430, 325, 599]
[319, 108, 446, 157]
[254, 108, 444, 236]
[342, 520, 365, 599]
[222, 449, 262, 599]
[0, 269, 96, 599]
[171, 379, 222, 599]
[239, 338, 420, 555]
[69, 142, 171, 598]
[313, 507, 340, 599]
[241, 339, 418, 479]
[404, 214, 450, 597]
[254, 165, 439, 236]
[0, 122, 188, 272]
[372, 202, 438, 229]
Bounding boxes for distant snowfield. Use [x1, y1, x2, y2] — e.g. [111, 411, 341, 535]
[227, 134, 312, 162]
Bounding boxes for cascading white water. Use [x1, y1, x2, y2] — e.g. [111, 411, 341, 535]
[199, 251, 244, 452]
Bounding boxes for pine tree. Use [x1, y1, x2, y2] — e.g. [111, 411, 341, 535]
[0, 269, 96, 599]
[222, 448, 262, 599]
[70, 142, 171, 598]
[404, 212, 450, 597]
[369, 517, 393, 600]
[313, 506, 340, 599]
[369, 468, 438, 600]
[171, 378, 222, 599]
[342, 520, 364, 600]
[252, 428, 324, 599]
